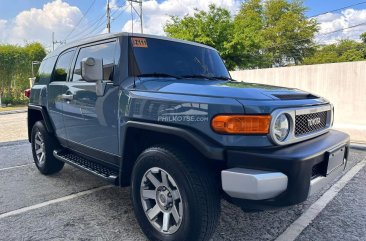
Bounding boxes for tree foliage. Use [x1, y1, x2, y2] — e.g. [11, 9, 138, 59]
[231, 0, 269, 69]
[360, 32, 366, 44]
[303, 40, 366, 65]
[164, 0, 318, 70]
[164, 5, 235, 69]
[0, 42, 46, 105]
[260, 0, 318, 66]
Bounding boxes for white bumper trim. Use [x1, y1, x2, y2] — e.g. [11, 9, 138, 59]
[221, 168, 288, 200]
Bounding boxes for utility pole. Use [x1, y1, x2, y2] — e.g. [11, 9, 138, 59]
[31, 61, 41, 77]
[129, 0, 143, 33]
[139, 0, 143, 34]
[52, 32, 55, 50]
[106, 0, 111, 33]
[52, 32, 65, 51]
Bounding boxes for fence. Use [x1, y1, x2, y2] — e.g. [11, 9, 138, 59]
[230, 61, 366, 143]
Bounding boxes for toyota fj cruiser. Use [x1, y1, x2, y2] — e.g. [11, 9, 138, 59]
[27, 33, 350, 241]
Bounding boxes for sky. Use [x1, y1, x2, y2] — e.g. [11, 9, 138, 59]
[1, 0, 366, 50]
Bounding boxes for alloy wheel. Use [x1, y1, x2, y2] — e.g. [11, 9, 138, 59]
[34, 131, 45, 165]
[140, 167, 183, 234]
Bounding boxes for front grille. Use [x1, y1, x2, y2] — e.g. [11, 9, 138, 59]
[295, 111, 328, 136]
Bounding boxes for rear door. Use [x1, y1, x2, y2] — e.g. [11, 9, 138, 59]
[62, 40, 120, 164]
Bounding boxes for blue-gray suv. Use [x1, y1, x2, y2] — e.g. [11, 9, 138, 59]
[27, 33, 350, 241]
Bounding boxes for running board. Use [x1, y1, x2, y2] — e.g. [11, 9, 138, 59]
[53, 150, 118, 184]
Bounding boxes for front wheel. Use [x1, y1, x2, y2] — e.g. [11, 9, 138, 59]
[31, 121, 64, 175]
[131, 146, 220, 241]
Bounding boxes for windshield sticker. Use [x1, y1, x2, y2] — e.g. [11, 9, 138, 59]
[132, 38, 148, 48]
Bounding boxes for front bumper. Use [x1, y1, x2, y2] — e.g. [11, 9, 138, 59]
[222, 129, 350, 207]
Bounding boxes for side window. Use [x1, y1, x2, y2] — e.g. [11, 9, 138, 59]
[53, 50, 75, 82]
[35, 56, 57, 84]
[72, 41, 116, 81]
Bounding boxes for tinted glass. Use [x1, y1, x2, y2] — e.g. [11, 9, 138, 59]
[72, 41, 116, 81]
[129, 37, 229, 78]
[53, 50, 75, 82]
[35, 56, 57, 84]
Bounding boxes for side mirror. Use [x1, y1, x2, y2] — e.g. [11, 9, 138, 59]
[81, 57, 103, 82]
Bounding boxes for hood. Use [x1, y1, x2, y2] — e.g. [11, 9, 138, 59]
[135, 78, 319, 101]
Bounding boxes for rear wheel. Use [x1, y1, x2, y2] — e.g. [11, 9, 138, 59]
[31, 121, 64, 174]
[131, 145, 220, 241]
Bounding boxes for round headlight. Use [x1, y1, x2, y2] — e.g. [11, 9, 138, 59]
[273, 114, 290, 141]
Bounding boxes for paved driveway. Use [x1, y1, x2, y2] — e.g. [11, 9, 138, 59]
[0, 113, 365, 241]
[0, 112, 28, 142]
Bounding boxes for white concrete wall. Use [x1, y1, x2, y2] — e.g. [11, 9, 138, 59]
[230, 61, 366, 143]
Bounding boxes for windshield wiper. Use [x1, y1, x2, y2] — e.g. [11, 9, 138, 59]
[137, 73, 181, 79]
[182, 74, 215, 80]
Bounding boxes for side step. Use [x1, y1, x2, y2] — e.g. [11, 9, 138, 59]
[53, 150, 118, 184]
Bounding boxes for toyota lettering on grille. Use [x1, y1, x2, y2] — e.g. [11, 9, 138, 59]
[307, 117, 321, 127]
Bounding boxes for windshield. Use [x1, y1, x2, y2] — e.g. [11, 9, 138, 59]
[129, 37, 229, 79]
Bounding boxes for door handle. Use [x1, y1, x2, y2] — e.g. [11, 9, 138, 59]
[61, 94, 74, 100]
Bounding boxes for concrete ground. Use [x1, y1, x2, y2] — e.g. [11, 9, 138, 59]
[0, 113, 365, 241]
[297, 165, 366, 241]
[0, 112, 28, 142]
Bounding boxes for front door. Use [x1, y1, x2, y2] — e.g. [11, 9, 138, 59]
[47, 50, 75, 142]
[62, 40, 119, 164]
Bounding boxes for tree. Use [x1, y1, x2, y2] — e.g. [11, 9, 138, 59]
[164, 1, 318, 69]
[234, 0, 318, 67]
[0, 42, 46, 106]
[231, 0, 271, 69]
[360, 32, 366, 44]
[164, 5, 236, 69]
[302, 40, 366, 65]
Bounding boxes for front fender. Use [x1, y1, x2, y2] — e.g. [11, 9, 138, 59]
[121, 121, 224, 160]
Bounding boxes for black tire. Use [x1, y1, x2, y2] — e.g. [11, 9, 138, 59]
[31, 120, 64, 175]
[131, 145, 220, 241]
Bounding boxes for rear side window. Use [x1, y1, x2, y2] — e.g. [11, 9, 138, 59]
[52, 50, 75, 82]
[72, 41, 116, 81]
[35, 56, 57, 84]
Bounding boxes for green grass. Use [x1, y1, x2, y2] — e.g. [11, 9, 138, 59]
[0, 105, 27, 112]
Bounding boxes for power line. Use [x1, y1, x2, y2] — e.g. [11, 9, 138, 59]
[316, 20, 366, 43]
[90, 22, 109, 35]
[68, 0, 128, 42]
[65, 13, 105, 42]
[67, 13, 107, 42]
[319, 20, 366, 36]
[309, 1, 366, 18]
[84, 9, 120, 37]
[75, 18, 108, 40]
[64, 0, 96, 41]
[259, 2, 366, 50]
[264, 20, 366, 50]
[111, 3, 129, 22]
[89, 9, 121, 35]
[228, 2, 366, 65]
[65, 0, 126, 42]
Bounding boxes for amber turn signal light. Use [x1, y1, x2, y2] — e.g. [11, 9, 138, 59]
[211, 115, 271, 134]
